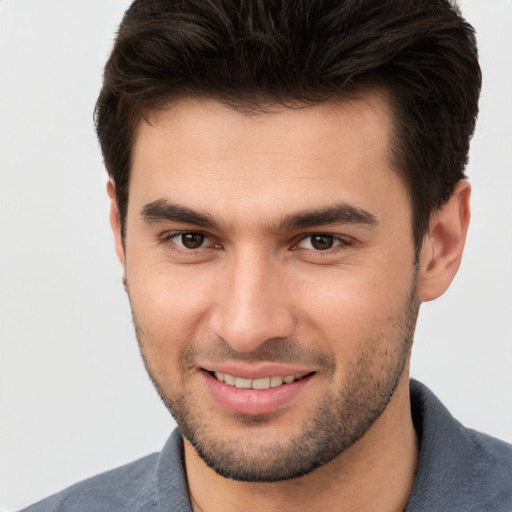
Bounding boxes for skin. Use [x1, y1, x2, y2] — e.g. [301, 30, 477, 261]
[108, 95, 470, 511]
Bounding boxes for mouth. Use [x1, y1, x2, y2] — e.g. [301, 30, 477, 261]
[208, 370, 313, 390]
[200, 367, 316, 416]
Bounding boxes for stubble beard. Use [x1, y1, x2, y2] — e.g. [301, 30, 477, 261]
[131, 272, 420, 483]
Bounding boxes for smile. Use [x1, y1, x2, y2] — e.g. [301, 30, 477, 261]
[211, 371, 310, 390]
[203, 368, 316, 415]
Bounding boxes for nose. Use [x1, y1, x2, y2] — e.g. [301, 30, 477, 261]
[209, 248, 295, 353]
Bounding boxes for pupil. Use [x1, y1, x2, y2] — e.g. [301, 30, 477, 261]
[311, 235, 333, 250]
[182, 233, 205, 249]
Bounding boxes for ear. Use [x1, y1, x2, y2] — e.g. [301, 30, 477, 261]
[417, 180, 471, 302]
[107, 181, 127, 284]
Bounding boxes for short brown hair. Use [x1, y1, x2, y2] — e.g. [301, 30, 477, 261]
[95, 0, 481, 251]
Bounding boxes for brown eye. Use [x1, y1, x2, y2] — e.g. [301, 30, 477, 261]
[295, 234, 348, 252]
[180, 233, 206, 249]
[310, 235, 334, 250]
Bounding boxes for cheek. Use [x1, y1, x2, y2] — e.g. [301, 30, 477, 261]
[126, 265, 219, 389]
[292, 261, 414, 352]
[127, 262, 216, 346]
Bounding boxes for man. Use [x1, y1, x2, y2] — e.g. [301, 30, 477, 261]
[21, 0, 511, 510]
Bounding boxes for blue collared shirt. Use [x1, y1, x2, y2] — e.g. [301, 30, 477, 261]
[21, 380, 512, 511]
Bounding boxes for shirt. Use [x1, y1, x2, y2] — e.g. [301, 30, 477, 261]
[20, 380, 512, 511]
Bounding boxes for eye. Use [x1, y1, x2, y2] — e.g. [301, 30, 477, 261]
[169, 232, 209, 249]
[295, 234, 347, 251]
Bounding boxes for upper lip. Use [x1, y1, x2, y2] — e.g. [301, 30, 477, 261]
[200, 363, 315, 380]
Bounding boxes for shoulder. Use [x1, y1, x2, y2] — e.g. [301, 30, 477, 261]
[462, 427, 512, 509]
[408, 380, 512, 512]
[19, 452, 159, 512]
[19, 429, 191, 512]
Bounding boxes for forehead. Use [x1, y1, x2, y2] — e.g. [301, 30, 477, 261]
[135, 93, 394, 163]
[129, 95, 408, 227]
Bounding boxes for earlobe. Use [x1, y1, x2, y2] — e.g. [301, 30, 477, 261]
[107, 180, 126, 273]
[417, 180, 471, 302]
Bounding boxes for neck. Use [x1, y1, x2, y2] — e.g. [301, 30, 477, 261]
[185, 371, 418, 512]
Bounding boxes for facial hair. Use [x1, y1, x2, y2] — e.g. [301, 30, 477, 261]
[131, 268, 419, 483]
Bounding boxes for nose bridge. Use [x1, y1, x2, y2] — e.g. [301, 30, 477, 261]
[211, 244, 295, 352]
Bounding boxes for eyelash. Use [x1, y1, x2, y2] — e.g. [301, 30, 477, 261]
[160, 231, 353, 256]
[292, 233, 352, 253]
[160, 231, 218, 252]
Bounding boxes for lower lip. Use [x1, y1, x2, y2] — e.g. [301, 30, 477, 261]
[202, 371, 314, 416]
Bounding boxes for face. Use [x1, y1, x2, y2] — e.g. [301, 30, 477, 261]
[118, 96, 420, 481]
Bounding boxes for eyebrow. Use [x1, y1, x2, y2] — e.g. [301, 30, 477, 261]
[272, 204, 378, 231]
[141, 199, 378, 232]
[142, 199, 221, 230]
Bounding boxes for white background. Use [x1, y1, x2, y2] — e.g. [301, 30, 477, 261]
[1, 1, 511, 510]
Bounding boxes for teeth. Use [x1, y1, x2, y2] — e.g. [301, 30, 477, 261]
[235, 377, 252, 389]
[224, 373, 236, 386]
[252, 377, 271, 390]
[213, 372, 308, 390]
[270, 376, 283, 387]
